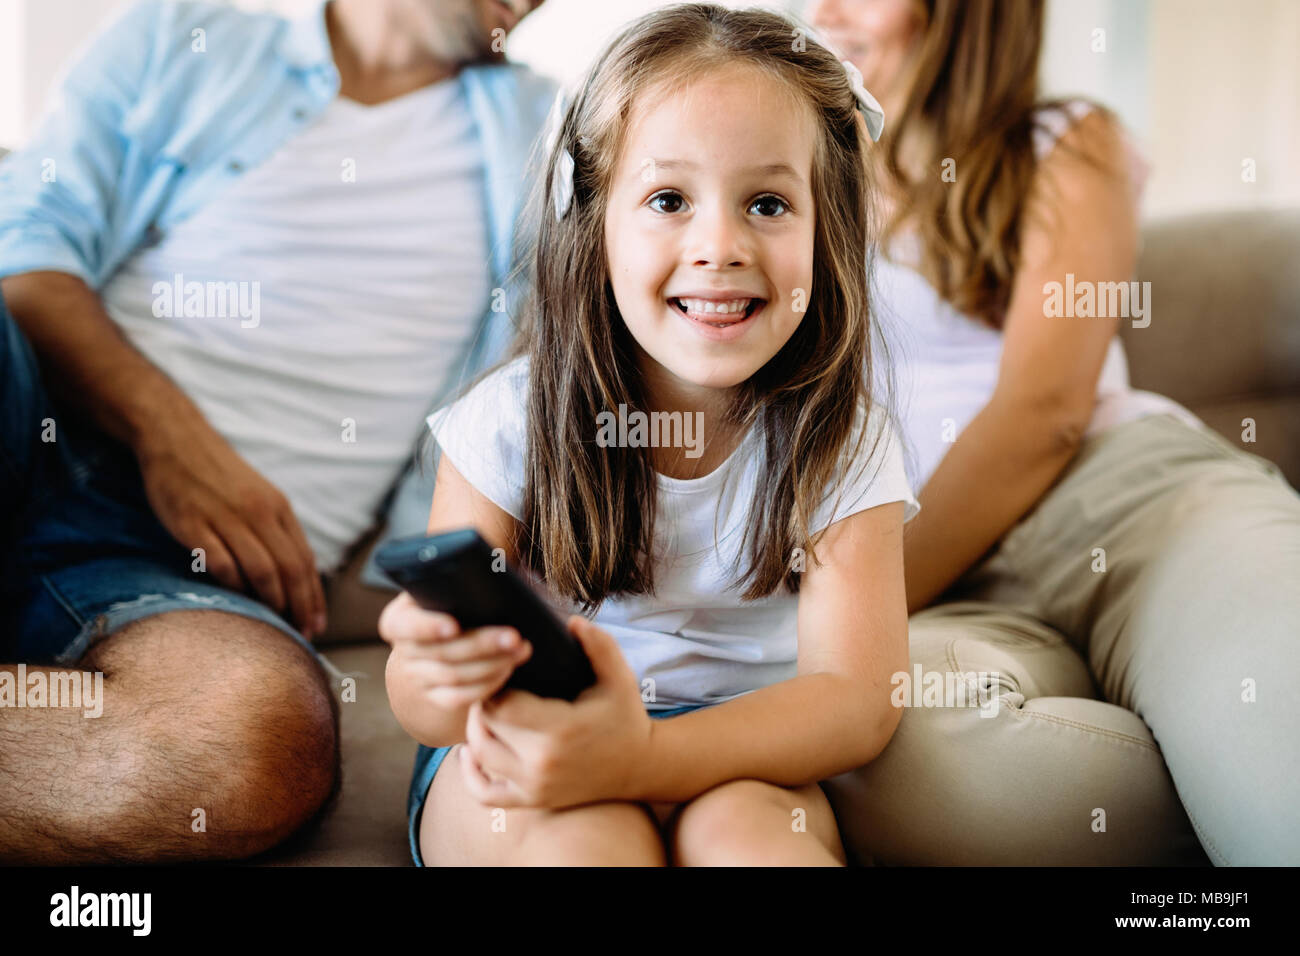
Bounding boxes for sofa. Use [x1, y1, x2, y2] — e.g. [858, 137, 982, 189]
[249, 207, 1299, 866]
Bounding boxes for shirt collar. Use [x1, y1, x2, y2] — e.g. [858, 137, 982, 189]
[280, 0, 335, 72]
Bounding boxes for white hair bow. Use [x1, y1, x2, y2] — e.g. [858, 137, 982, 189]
[839, 59, 886, 142]
[804, 24, 887, 141]
[542, 85, 576, 223]
[545, 56, 884, 223]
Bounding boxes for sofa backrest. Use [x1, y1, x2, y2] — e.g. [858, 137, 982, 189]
[1129, 209, 1300, 488]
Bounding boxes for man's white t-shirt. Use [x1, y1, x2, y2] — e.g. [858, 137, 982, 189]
[100, 81, 490, 571]
[427, 356, 920, 710]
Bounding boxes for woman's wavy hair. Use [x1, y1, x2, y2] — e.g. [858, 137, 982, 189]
[500, 2, 890, 609]
[879, 0, 1116, 328]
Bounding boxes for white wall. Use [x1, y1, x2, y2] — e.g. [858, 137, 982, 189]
[1144, 0, 1300, 215]
[1041, 0, 1148, 137]
[3, 0, 1296, 217]
[0, 0, 122, 147]
[0, 0, 296, 147]
[0, 0, 25, 149]
[1038, 0, 1300, 217]
[506, 0, 802, 90]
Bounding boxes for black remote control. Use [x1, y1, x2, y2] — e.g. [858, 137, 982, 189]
[375, 528, 596, 701]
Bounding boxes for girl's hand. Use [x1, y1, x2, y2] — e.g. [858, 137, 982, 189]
[458, 616, 654, 809]
[379, 590, 533, 712]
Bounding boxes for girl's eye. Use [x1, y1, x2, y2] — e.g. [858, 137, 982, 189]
[646, 191, 791, 217]
[749, 194, 789, 217]
[648, 191, 685, 214]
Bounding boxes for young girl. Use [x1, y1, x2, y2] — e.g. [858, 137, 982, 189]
[381, 2, 919, 867]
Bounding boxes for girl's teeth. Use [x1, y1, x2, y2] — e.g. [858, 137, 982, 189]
[675, 297, 751, 315]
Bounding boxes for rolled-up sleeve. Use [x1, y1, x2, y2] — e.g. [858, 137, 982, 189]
[0, 0, 162, 284]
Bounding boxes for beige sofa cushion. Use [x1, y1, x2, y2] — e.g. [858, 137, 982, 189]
[1127, 209, 1300, 487]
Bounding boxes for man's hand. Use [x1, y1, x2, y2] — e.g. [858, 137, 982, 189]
[136, 414, 328, 639]
[2, 272, 328, 639]
[457, 616, 655, 809]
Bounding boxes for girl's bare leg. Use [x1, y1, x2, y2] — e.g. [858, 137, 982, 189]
[669, 779, 847, 866]
[419, 744, 668, 866]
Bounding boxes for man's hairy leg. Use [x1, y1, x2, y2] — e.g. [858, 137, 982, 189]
[0, 610, 339, 863]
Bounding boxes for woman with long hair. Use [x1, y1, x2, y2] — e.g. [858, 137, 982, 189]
[809, 0, 1300, 865]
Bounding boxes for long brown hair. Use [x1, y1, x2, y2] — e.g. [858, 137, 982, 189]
[879, 0, 1112, 328]
[505, 2, 890, 608]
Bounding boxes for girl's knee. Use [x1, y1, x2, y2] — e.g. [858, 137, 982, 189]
[513, 801, 666, 865]
[420, 772, 665, 865]
[673, 779, 842, 864]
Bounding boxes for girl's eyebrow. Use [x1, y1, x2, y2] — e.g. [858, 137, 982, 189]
[648, 158, 805, 185]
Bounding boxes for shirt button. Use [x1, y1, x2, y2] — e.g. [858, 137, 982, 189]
[227, 160, 243, 173]
[293, 107, 308, 120]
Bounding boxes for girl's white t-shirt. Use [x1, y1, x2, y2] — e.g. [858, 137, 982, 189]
[427, 356, 920, 710]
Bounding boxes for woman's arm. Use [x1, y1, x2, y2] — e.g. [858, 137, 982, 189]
[903, 110, 1140, 613]
[632, 500, 909, 800]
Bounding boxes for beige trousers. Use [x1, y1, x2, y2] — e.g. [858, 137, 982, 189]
[823, 414, 1300, 865]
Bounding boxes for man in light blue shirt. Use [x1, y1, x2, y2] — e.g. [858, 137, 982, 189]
[0, 0, 553, 862]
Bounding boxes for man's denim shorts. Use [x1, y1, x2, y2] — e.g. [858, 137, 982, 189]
[407, 703, 709, 866]
[0, 292, 314, 665]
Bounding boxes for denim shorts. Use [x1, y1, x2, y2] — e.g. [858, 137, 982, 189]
[407, 702, 709, 866]
[0, 292, 317, 665]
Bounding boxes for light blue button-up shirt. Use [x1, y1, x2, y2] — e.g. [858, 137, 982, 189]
[0, 0, 556, 588]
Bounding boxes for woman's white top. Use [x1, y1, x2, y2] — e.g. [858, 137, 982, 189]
[427, 356, 920, 710]
[874, 100, 1203, 491]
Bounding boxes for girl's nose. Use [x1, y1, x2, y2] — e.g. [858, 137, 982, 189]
[687, 206, 751, 269]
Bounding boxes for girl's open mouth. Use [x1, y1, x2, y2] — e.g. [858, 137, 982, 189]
[669, 297, 766, 340]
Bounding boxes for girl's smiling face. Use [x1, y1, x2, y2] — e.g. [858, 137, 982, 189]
[603, 63, 818, 399]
